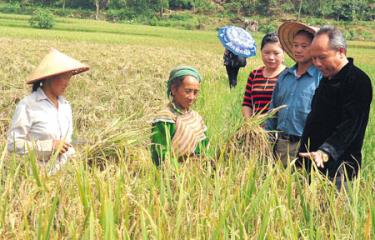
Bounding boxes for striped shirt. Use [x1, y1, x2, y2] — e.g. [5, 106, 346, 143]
[242, 66, 281, 113]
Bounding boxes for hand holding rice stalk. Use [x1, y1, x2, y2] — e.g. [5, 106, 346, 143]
[225, 105, 286, 161]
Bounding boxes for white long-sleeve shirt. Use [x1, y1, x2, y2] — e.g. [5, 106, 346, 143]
[7, 87, 75, 174]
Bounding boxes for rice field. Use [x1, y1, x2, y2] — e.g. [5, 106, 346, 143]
[0, 13, 374, 239]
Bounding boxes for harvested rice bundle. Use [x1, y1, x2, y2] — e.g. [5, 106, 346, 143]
[225, 106, 285, 161]
[80, 116, 149, 167]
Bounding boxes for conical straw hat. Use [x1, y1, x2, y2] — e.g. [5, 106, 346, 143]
[278, 21, 318, 61]
[26, 48, 89, 84]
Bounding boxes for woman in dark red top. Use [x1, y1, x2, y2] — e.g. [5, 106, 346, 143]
[242, 33, 286, 117]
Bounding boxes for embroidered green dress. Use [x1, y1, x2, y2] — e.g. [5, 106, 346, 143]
[151, 103, 209, 166]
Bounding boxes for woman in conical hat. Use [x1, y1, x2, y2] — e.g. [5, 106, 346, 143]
[150, 66, 209, 166]
[7, 48, 89, 175]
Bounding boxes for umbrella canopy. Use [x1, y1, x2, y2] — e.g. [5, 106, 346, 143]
[218, 26, 256, 58]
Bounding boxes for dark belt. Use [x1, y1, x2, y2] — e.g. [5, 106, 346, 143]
[278, 132, 301, 143]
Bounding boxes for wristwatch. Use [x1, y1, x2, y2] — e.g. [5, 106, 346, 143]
[317, 150, 329, 162]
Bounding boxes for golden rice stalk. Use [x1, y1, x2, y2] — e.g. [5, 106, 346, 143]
[225, 106, 286, 161]
[79, 116, 150, 166]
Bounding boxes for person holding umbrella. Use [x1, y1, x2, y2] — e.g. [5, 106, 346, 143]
[223, 49, 247, 88]
[7, 48, 89, 175]
[218, 26, 256, 89]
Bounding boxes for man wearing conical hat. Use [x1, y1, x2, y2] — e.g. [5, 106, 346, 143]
[7, 48, 89, 175]
[265, 22, 322, 167]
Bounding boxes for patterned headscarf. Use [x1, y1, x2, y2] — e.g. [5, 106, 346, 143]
[167, 65, 202, 97]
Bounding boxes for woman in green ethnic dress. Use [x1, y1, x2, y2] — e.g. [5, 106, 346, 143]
[150, 66, 209, 166]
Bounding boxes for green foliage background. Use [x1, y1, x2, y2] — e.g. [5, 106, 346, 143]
[2, 0, 374, 21]
[29, 8, 55, 28]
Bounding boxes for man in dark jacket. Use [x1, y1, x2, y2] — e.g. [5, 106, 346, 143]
[298, 25, 372, 188]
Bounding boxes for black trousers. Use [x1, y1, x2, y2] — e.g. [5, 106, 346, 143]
[225, 65, 240, 88]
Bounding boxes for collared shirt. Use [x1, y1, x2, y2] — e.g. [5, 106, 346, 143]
[299, 58, 372, 179]
[7, 87, 75, 174]
[266, 64, 322, 137]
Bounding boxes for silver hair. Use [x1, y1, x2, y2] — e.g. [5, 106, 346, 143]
[316, 25, 347, 51]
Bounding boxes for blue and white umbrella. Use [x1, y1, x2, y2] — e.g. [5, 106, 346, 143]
[218, 26, 256, 58]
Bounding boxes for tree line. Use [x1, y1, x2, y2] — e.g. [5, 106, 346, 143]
[5, 0, 374, 21]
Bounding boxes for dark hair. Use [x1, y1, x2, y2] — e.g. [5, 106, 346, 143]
[261, 32, 280, 50]
[294, 29, 314, 42]
[316, 25, 347, 51]
[31, 80, 43, 92]
[169, 76, 185, 97]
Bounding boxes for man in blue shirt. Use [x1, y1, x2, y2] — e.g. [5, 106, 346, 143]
[266, 22, 322, 166]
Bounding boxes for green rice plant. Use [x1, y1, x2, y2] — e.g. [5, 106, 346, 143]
[81, 207, 96, 240]
[370, 197, 375, 239]
[96, 177, 116, 240]
[76, 164, 91, 217]
[44, 195, 59, 240]
[27, 149, 44, 189]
